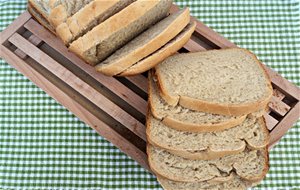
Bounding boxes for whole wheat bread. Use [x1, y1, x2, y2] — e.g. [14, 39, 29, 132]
[147, 113, 269, 160]
[148, 73, 247, 132]
[154, 48, 273, 116]
[55, 0, 135, 45]
[69, 0, 172, 66]
[148, 145, 269, 183]
[118, 22, 196, 76]
[95, 8, 190, 76]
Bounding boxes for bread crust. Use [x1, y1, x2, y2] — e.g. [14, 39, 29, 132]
[118, 22, 196, 76]
[55, 22, 73, 45]
[154, 48, 273, 116]
[49, 4, 68, 28]
[147, 145, 269, 183]
[69, 0, 165, 65]
[245, 117, 270, 150]
[238, 148, 269, 182]
[160, 113, 246, 132]
[96, 8, 190, 76]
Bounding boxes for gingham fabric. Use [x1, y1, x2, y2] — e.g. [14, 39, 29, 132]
[0, 0, 299, 189]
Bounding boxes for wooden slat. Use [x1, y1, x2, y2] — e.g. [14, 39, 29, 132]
[184, 39, 206, 52]
[268, 96, 291, 117]
[264, 114, 279, 130]
[270, 101, 300, 145]
[0, 44, 149, 171]
[14, 35, 42, 59]
[24, 19, 147, 115]
[273, 89, 286, 100]
[9, 33, 146, 141]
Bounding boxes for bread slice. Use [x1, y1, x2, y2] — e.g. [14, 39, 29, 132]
[154, 48, 273, 116]
[148, 145, 269, 183]
[147, 113, 269, 160]
[148, 72, 247, 132]
[28, 0, 55, 33]
[69, 0, 172, 66]
[95, 8, 190, 76]
[55, 0, 134, 45]
[157, 174, 257, 190]
[48, 0, 93, 29]
[118, 22, 196, 76]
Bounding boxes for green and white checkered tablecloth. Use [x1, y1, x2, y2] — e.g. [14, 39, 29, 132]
[0, 0, 299, 189]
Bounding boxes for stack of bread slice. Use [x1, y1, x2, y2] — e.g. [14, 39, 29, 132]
[146, 48, 273, 190]
[28, 0, 197, 76]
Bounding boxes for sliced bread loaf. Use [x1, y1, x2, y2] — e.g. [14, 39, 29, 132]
[157, 174, 256, 190]
[55, 0, 135, 45]
[148, 73, 247, 132]
[154, 48, 273, 116]
[148, 145, 269, 183]
[48, 0, 93, 28]
[95, 8, 190, 76]
[147, 113, 269, 160]
[118, 22, 196, 76]
[69, 0, 172, 66]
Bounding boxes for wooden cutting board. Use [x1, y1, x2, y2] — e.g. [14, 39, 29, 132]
[1, 6, 299, 172]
